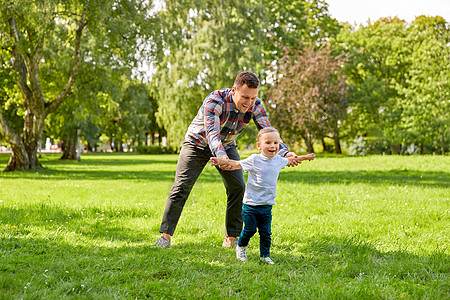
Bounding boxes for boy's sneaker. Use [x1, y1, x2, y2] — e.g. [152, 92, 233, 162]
[154, 236, 171, 249]
[260, 256, 275, 265]
[222, 237, 238, 248]
[235, 246, 248, 261]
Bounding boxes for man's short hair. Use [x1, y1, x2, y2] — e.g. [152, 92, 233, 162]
[257, 127, 280, 142]
[234, 71, 260, 89]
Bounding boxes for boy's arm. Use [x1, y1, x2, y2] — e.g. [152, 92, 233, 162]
[296, 153, 316, 162]
[210, 157, 242, 170]
[288, 153, 315, 166]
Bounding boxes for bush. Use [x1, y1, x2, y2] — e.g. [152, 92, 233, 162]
[348, 136, 368, 156]
[401, 143, 420, 155]
[136, 145, 178, 154]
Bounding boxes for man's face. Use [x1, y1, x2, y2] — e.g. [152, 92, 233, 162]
[231, 84, 258, 113]
[257, 131, 280, 158]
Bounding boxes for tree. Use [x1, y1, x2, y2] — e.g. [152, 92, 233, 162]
[0, 0, 88, 170]
[333, 18, 412, 152]
[45, 60, 116, 159]
[104, 81, 156, 152]
[265, 44, 348, 153]
[397, 16, 449, 154]
[0, 0, 158, 171]
[153, 0, 339, 147]
[334, 16, 449, 154]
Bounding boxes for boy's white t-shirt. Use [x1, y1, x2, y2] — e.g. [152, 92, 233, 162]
[240, 153, 289, 206]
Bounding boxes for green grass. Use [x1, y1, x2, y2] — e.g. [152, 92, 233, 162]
[0, 153, 449, 299]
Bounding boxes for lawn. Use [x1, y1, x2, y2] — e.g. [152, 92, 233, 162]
[0, 153, 449, 299]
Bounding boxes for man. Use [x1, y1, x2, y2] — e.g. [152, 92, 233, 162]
[154, 71, 297, 249]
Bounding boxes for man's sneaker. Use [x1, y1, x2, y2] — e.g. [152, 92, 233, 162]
[260, 256, 274, 265]
[154, 236, 171, 249]
[222, 237, 238, 248]
[235, 246, 248, 262]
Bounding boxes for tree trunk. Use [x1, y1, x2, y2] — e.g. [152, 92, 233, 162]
[333, 132, 342, 154]
[1, 107, 44, 171]
[116, 141, 123, 152]
[76, 129, 81, 161]
[60, 132, 77, 160]
[4, 144, 43, 171]
[4, 145, 31, 171]
[61, 142, 77, 160]
[321, 138, 328, 153]
[303, 131, 314, 153]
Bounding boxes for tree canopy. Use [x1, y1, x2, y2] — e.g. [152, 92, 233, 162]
[0, 0, 159, 170]
[265, 45, 348, 153]
[152, 0, 339, 146]
[333, 16, 449, 154]
[1, 1, 448, 173]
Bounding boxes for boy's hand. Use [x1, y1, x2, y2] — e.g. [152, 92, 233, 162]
[292, 153, 315, 165]
[285, 152, 299, 167]
[301, 153, 315, 161]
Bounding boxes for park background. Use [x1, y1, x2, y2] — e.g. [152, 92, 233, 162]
[0, 0, 449, 299]
[0, 0, 449, 170]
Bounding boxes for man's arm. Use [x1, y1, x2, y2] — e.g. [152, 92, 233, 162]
[204, 91, 228, 158]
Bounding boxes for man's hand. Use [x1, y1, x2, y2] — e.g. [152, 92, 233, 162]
[285, 152, 299, 167]
[210, 157, 220, 166]
[219, 155, 235, 170]
[210, 155, 235, 170]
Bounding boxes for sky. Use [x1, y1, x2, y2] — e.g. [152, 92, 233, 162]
[326, 0, 450, 25]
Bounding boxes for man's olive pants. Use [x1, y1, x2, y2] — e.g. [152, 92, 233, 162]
[159, 141, 245, 237]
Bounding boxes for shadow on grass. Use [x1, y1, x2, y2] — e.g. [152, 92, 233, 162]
[275, 235, 449, 298]
[40, 169, 178, 181]
[1, 168, 448, 188]
[297, 235, 450, 276]
[76, 158, 178, 166]
[1, 229, 449, 299]
[0, 204, 163, 242]
[0, 153, 178, 171]
[280, 169, 450, 188]
[1, 153, 448, 188]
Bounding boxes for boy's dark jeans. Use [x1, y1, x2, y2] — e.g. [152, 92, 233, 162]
[238, 204, 273, 257]
[159, 141, 245, 237]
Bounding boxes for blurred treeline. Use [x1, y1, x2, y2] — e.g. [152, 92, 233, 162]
[0, 0, 448, 168]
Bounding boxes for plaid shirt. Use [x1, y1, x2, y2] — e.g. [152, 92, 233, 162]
[185, 88, 289, 158]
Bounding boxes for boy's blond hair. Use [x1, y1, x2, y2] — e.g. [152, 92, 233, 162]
[257, 127, 280, 142]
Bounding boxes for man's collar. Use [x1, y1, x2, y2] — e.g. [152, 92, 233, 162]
[227, 89, 240, 113]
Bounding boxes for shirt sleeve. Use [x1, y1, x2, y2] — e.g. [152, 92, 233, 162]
[239, 154, 255, 172]
[280, 156, 289, 169]
[252, 99, 290, 157]
[204, 91, 227, 158]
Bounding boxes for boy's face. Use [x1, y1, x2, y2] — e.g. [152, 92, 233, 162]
[231, 84, 258, 113]
[257, 131, 280, 158]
